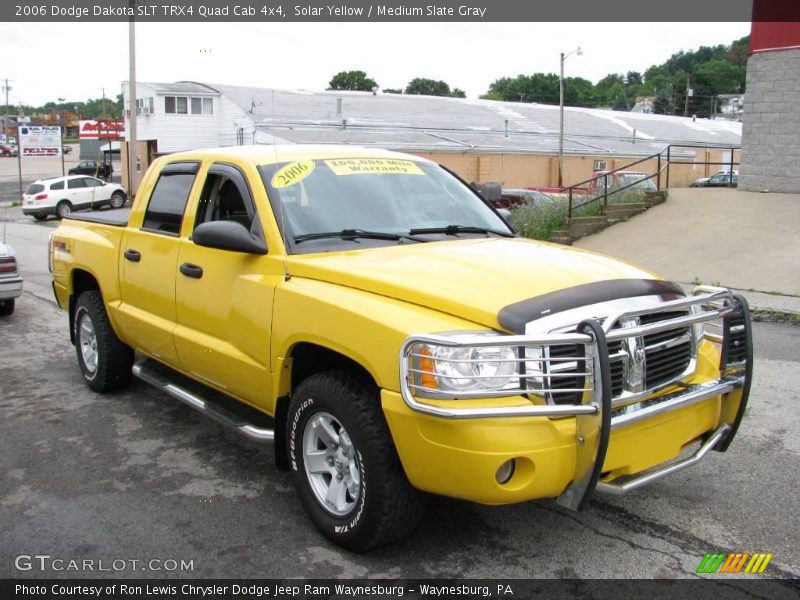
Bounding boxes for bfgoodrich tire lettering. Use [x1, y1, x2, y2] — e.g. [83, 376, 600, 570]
[287, 371, 426, 550]
[74, 290, 134, 393]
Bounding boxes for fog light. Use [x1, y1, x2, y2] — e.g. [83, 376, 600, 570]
[495, 459, 516, 484]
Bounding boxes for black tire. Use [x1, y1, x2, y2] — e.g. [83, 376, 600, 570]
[287, 371, 426, 551]
[74, 290, 134, 393]
[109, 191, 126, 209]
[32, 214, 47, 221]
[0, 298, 14, 316]
[56, 201, 72, 220]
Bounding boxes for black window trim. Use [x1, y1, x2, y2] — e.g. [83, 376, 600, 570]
[140, 160, 200, 237]
[191, 161, 268, 252]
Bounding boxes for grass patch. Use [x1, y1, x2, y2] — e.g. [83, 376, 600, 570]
[510, 197, 602, 241]
[751, 309, 800, 325]
[606, 191, 650, 205]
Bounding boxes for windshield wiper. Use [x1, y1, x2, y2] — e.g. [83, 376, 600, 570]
[293, 229, 429, 245]
[408, 225, 515, 238]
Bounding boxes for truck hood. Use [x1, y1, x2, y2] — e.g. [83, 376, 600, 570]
[288, 238, 660, 330]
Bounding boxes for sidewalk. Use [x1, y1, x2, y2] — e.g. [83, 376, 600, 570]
[575, 187, 800, 314]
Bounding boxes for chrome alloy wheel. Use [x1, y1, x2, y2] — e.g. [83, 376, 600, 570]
[303, 411, 362, 516]
[78, 313, 98, 374]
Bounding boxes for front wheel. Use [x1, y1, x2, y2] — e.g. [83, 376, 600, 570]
[287, 371, 426, 551]
[109, 191, 126, 209]
[74, 290, 134, 392]
[56, 201, 72, 219]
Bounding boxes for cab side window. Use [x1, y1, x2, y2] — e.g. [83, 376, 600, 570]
[142, 162, 199, 235]
[194, 165, 255, 231]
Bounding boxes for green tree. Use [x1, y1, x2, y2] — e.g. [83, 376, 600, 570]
[729, 35, 750, 67]
[328, 70, 378, 91]
[404, 78, 464, 97]
[594, 74, 625, 106]
[611, 84, 630, 111]
[654, 87, 673, 115]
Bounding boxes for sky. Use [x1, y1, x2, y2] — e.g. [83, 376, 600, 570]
[0, 21, 751, 108]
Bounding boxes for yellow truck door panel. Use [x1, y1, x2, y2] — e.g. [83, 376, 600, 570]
[117, 229, 181, 365]
[174, 239, 278, 409]
[172, 162, 278, 410]
[116, 161, 202, 367]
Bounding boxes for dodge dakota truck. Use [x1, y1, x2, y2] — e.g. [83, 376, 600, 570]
[50, 145, 752, 550]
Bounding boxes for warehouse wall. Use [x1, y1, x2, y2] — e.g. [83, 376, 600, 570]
[411, 151, 712, 190]
[739, 47, 800, 193]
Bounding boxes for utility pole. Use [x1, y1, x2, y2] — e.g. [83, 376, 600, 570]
[558, 46, 582, 188]
[2, 78, 12, 143]
[128, 0, 138, 196]
[684, 75, 691, 117]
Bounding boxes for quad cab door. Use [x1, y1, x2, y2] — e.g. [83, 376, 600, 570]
[173, 163, 279, 409]
[117, 161, 201, 367]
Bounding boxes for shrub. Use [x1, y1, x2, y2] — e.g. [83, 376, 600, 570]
[510, 197, 602, 241]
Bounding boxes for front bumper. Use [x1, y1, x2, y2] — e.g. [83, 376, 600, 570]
[387, 288, 752, 509]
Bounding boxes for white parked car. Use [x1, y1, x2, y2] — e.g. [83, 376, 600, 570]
[22, 175, 127, 221]
[0, 242, 22, 316]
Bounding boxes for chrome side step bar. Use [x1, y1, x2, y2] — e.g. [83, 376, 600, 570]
[132, 359, 275, 444]
[595, 424, 730, 495]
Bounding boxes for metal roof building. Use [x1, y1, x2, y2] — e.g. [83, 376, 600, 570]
[122, 81, 741, 191]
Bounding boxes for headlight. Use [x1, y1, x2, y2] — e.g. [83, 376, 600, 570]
[409, 333, 521, 395]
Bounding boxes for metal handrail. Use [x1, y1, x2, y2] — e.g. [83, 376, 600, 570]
[565, 143, 741, 218]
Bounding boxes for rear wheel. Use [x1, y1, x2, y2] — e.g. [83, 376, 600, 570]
[56, 201, 72, 220]
[0, 298, 14, 316]
[109, 191, 126, 209]
[74, 290, 134, 392]
[287, 371, 426, 551]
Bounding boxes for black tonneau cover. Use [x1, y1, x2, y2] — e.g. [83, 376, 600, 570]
[65, 209, 131, 227]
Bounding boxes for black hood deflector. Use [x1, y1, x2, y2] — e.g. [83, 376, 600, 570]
[498, 279, 686, 334]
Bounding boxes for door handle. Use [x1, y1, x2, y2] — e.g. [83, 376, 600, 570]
[124, 249, 141, 262]
[180, 263, 203, 279]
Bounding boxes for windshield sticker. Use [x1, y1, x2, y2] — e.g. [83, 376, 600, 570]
[325, 158, 425, 176]
[271, 160, 315, 189]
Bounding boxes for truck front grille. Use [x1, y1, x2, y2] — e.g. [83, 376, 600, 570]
[545, 309, 694, 405]
[640, 311, 693, 390]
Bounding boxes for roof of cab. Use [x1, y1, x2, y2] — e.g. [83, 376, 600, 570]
[157, 144, 434, 166]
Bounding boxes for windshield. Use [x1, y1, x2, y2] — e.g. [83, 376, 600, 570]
[259, 158, 511, 252]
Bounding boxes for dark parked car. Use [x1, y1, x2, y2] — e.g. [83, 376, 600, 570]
[0, 143, 18, 157]
[69, 159, 112, 180]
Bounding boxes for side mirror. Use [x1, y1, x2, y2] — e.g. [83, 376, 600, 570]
[192, 221, 267, 255]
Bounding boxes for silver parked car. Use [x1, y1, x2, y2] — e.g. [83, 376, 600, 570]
[0, 242, 22, 316]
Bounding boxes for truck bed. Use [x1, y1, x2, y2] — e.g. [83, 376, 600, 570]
[65, 209, 131, 227]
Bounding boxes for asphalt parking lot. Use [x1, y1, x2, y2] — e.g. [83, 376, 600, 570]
[0, 211, 799, 589]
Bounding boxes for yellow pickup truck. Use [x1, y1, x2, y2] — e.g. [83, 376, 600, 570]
[50, 145, 752, 550]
